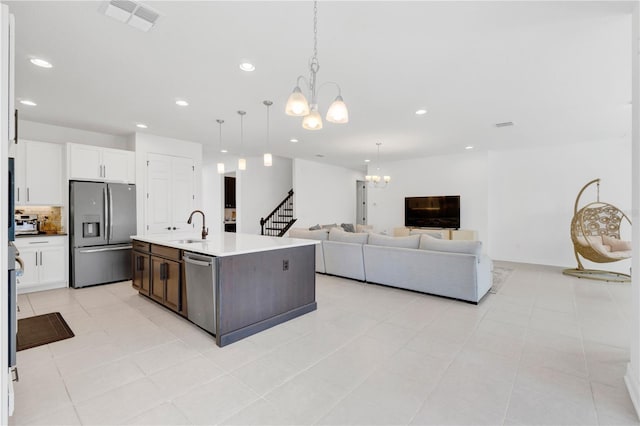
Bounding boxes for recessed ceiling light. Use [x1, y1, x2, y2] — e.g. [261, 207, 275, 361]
[364, 159, 371, 163]
[220, 149, 228, 153]
[239, 62, 255, 72]
[289, 138, 299, 143]
[136, 123, 148, 129]
[19, 100, 36, 106]
[175, 100, 189, 106]
[465, 145, 474, 150]
[415, 109, 427, 115]
[30, 58, 52, 68]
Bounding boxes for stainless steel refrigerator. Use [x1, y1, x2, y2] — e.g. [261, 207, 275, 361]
[70, 181, 136, 288]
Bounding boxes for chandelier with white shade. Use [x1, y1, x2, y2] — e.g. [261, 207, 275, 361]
[366, 143, 390, 187]
[216, 119, 225, 174]
[285, 1, 348, 130]
[263, 100, 273, 167]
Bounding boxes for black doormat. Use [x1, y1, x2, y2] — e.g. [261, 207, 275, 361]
[17, 312, 74, 351]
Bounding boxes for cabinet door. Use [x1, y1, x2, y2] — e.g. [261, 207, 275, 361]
[25, 141, 63, 205]
[146, 154, 173, 234]
[102, 149, 130, 182]
[171, 157, 195, 232]
[164, 259, 181, 312]
[15, 246, 38, 287]
[69, 144, 102, 181]
[13, 142, 26, 205]
[38, 245, 66, 284]
[132, 251, 150, 296]
[150, 256, 165, 303]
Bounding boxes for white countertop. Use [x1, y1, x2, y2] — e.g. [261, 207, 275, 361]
[131, 232, 318, 257]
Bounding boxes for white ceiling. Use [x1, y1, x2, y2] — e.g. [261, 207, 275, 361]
[4, 1, 633, 171]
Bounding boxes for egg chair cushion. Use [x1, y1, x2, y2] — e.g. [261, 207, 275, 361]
[602, 235, 632, 253]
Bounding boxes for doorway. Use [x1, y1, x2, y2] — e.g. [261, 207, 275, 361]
[224, 172, 236, 232]
[356, 180, 367, 225]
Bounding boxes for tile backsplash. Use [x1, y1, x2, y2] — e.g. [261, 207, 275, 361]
[15, 206, 63, 233]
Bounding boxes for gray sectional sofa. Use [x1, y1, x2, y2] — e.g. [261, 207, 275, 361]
[288, 227, 492, 304]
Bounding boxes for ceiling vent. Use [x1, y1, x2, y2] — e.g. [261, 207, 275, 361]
[103, 0, 160, 32]
[495, 121, 515, 128]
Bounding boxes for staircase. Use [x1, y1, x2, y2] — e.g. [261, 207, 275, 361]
[260, 189, 297, 237]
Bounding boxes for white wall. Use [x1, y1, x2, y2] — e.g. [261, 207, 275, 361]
[237, 156, 292, 235]
[293, 159, 364, 228]
[19, 120, 129, 149]
[366, 152, 489, 239]
[488, 139, 632, 272]
[133, 132, 203, 234]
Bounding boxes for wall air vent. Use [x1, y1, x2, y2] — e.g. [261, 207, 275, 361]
[495, 121, 515, 128]
[102, 0, 160, 32]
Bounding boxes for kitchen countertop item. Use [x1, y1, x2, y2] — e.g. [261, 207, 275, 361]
[130, 232, 318, 258]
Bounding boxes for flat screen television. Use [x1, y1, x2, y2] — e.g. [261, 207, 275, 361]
[405, 195, 460, 229]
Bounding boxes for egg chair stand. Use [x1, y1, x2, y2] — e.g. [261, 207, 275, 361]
[562, 179, 632, 283]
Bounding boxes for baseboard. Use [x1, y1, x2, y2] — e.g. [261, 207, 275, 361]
[624, 362, 640, 421]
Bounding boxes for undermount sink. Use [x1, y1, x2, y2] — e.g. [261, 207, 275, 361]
[170, 239, 205, 244]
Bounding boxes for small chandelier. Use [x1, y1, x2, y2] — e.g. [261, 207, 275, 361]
[365, 142, 390, 187]
[285, 0, 348, 130]
[237, 110, 247, 171]
[216, 119, 225, 174]
[263, 100, 273, 167]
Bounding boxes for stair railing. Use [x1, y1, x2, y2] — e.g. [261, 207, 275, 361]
[260, 189, 297, 237]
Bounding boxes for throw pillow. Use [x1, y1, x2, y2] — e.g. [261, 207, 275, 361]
[308, 224, 321, 231]
[368, 233, 420, 249]
[356, 224, 373, 233]
[419, 234, 482, 255]
[602, 235, 632, 252]
[341, 223, 355, 233]
[290, 228, 329, 241]
[321, 223, 339, 229]
[328, 227, 369, 244]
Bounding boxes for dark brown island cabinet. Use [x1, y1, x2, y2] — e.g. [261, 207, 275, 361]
[132, 241, 187, 317]
[130, 236, 317, 347]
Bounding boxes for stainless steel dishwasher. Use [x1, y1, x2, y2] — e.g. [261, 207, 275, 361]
[183, 252, 216, 335]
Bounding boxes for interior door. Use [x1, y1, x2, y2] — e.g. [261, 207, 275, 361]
[170, 156, 195, 232]
[146, 153, 172, 234]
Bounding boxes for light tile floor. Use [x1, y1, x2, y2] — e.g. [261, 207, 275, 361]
[9, 261, 640, 425]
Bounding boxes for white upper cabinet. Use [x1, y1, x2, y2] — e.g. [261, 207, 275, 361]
[15, 140, 63, 206]
[68, 143, 135, 183]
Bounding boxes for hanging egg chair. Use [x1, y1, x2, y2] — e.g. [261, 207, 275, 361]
[563, 178, 632, 282]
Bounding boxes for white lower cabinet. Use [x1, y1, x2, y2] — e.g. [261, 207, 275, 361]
[14, 236, 67, 294]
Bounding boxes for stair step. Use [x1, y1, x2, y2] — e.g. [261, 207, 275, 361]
[282, 208, 293, 211]
[273, 221, 291, 224]
[266, 227, 284, 231]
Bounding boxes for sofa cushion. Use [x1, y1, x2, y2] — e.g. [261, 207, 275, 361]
[289, 228, 329, 241]
[329, 228, 369, 244]
[409, 229, 443, 239]
[341, 223, 356, 233]
[368, 233, 420, 249]
[308, 224, 321, 230]
[419, 234, 481, 255]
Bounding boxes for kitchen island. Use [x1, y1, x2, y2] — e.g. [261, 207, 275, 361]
[130, 233, 318, 347]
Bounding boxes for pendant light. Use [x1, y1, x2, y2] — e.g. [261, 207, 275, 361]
[365, 142, 390, 187]
[216, 119, 225, 174]
[263, 100, 273, 167]
[237, 110, 247, 171]
[285, 0, 348, 130]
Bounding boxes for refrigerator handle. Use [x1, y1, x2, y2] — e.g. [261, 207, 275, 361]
[109, 186, 114, 241]
[103, 187, 108, 240]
